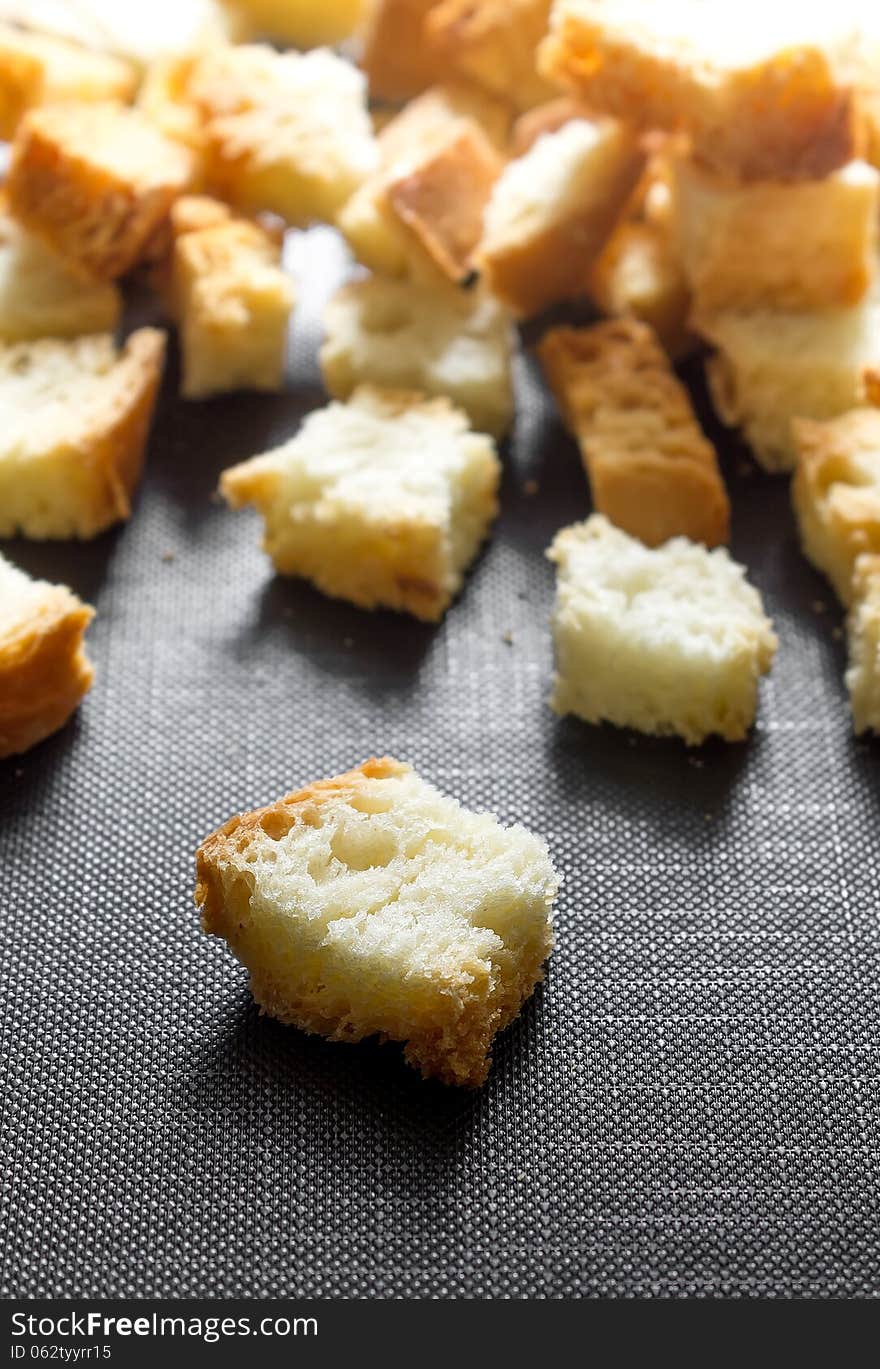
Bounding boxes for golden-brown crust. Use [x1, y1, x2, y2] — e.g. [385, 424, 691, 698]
[538, 319, 729, 548]
[0, 22, 136, 141]
[426, 0, 555, 113]
[792, 409, 880, 604]
[588, 218, 694, 361]
[0, 579, 94, 758]
[359, 0, 450, 104]
[510, 95, 594, 155]
[84, 328, 167, 532]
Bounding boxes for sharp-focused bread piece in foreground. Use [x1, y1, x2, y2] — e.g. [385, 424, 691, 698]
[6, 101, 194, 282]
[224, 0, 365, 46]
[538, 320, 729, 548]
[221, 386, 501, 621]
[588, 217, 693, 361]
[0, 553, 95, 758]
[358, 0, 449, 104]
[425, 0, 555, 112]
[320, 276, 514, 439]
[0, 210, 121, 342]
[0, 20, 136, 138]
[672, 158, 880, 313]
[0, 328, 165, 539]
[548, 515, 777, 745]
[477, 117, 644, 317]
[196, 756, 559, 1086]
[700, 290, 880, 472]
[847, 554, 880, 735]
[792, 408, 880, 605]
[540, 0, 859, 181]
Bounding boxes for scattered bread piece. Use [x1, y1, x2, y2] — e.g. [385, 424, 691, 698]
[425, 0, 555, 112]
[0, 553, 95, 758]
[847, 554, 880, 735]
[195, 756, 558, 1086]
[510, 95, 593, 155]
[0, 0, 231, 69]
[0, 19, 136, 139]
[539, 0, 859, 181]
[700, 290, 880, 473]
[6, 101, 194, 283]
[538, 320, 729, 548]
[672, 157, 880, 313]
[589, 218, 693, 361]
[358, 0, 450, 104]
[791, 408, 880, 605]
[223, 0, 365, 46]
[0, 209, 121, 342]
[320, 276, 514, 439]
[548, 515, 777, 745]
[220, 386, 500, 622]
[136, 54, 209, 181]
[0, 328, 166, 540]
[477, 117, 645, 317]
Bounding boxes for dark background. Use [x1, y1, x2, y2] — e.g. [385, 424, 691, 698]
[2, 229, 878, 1298]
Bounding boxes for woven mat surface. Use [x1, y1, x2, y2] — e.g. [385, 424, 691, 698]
[2, 229, 879, 1299]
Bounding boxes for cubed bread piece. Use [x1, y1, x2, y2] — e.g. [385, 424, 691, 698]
[700, 291, 880, 473]
[0, 20, 136, 138]
[588, 218, 693, 361]
[6, 102, 194, 282]
[540, 0, 859, 181]
[0, 0, 230, 68]
[0, 553, 95, 758]
[791, 408, 880, 604]
[136, 54, 209, 183]
[220, 386, 500, 621]
[847, 554, 880, 734]
[672, 157, 880, 313]
[358, 0, 449, 104]
[195, 756, 558, 1086]
[476, 117, 645, 317]
[171, 212, 294, 399]
[190, 44, 377, 225]
[538, 321, 729, 548]
[548, 515, 777, 745]
[510, 95, 594, 155]
[320, 276, 514, 439]
[425, 0, 555, 112]
[0, 210, 121, 342]
[224, 0, 364, 46]
[0, 328, 166, 539]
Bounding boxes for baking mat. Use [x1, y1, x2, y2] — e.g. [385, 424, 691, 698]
[2, 227, 879, 1299]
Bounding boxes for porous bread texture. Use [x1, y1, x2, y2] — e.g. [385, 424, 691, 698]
[846, 554, 880, 734]
[220, 386, 501, 622]
[0, 209, 121, 342]
[223, 0, 365, 46]
[320, 275, 514, 440]
[0, 328, 166, 540]
[588, 217, 693, 361]
[188, 44, 377, 225]
[358, 0, 449, 104]
[195, 757, 559, 1086]
[538, 320, 729, 548]
[700, 287, 880, 472]
[0, 552, 94, 757]
[6, 101, 194, 282]
[0, 20, 136, 138]
[476, 116, 645, 317]
[539, 0, 860, 181]
[425, 0, 555, 112]
[672, 157, 880, 313]
[548, 515, 778, 745]
[791, 408, 880, 605]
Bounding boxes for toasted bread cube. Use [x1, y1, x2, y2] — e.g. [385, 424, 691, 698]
[672, 157, 880, 313]
[0, 553, 95, 758]
[0, 1, 231, 68]
[0, 20, 136, 138]
[220, 387, 501, 621]
[425, 0, 555, 112]
[847, 555, 880, 734]
[510, 95, 594, 155]
[538, 321, 729, 548]
[136, 54, 209, 183]
[0, 210, 121, 342]
[0, 328, 166, 540]
[6, 102, 194, 282]
[358, 0, 449, 104]
[196, 756, 558, 1086]
[225, 0, 364, 46]
[701, 292, 880, 472]
[548, 515, 777, 745]
[589, 218, 693, 361]
[190, 44, 376, 225]
[791, 408, 880, 605]
[540, 0, 859, 181]
[320, 276, 514, 439]
[477, 117, 644, 317]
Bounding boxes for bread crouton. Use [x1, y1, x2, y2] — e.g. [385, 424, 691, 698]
[0, 328, 166, 539]
[0, 553, 95, 758]
[358, 0, 449, 104]
[538, 320, 729, 548]
[195, 756, 559, 1086]
[847, 554, 880, 734]
[477, 117, 645, 317]
[540, 0, 859, 181]
[548, 515, 777, 745]
[425, 0, 555, 112]
[0, 209, 121, 342]
[589, 218, 693, 361]
[320, 276, 514, 439]
[6, 101, 194, 282]
[224, 0, 365, 46]
[0, 0, 230, 69]
[220, 386, 500, 621]
[510, 95, 594, 155]
[0, 20, 136, 138]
